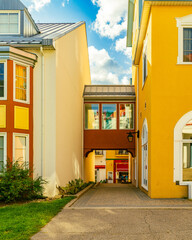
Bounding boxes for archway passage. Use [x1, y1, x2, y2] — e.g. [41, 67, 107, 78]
[83, 86, 136, 153]
[83, 85, 137, 187]
[84, 149, 136, 187]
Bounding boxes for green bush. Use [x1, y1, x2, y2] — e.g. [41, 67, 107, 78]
[63, 178, 90, 195]
[0, 161, 47, 203]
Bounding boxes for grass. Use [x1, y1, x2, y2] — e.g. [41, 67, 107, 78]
[0, 196, 74, 240]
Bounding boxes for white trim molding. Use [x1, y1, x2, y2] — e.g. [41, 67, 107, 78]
[141, 118, 148, 191]
[13, 133, 29, 165]
[13, 61, 30, 104]
[0, 60, 7, 100]
[0, 10, 21, 35]
[174, 111, 192, 199]
[142, 36, 148, 87]
[176, 14, 192, 64]
[0, 132, 7, 173]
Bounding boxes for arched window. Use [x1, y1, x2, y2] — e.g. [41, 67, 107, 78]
[182, 120, 192, 181]
[142, 119, 148, 190]
[174, 111, 192, 185]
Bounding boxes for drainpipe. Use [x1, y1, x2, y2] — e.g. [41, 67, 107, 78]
[136, 65, 139, 188]
[40, 46, 44, 177]
[82, 96, 84, 180]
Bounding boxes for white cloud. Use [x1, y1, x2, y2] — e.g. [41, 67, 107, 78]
[61, 0, 69, 7]
[121, 76, 130, 85]
[91, 0, 128, 39]
[88, 46, 131, 85]
[115, 36, 132, 58]
[29, 0, 51, 12]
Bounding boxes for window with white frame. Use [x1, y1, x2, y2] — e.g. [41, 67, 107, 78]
[0, 11, 20, 34]
[142, 119, 148, 190]
[13, 134, 29, 167]
[142, 37, 148, 86]
[0, 133, 7, 173]
[182, 120, 192, 182]
[177, 14, 192, 64]
[14, 63, 29, 103]
[0, 61, 7, 100]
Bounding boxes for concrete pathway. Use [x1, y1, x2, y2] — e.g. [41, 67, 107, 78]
[31, 184, 192, 240]
[72, 183, 192, 209]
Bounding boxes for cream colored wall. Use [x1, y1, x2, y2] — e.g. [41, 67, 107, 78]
[55, 23, 91, 186]
[95, 155, 106, 166]
[26, 49, 57, 197]
[25, 23, 91, 196]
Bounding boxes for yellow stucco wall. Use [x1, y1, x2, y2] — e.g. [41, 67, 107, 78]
[0, 105, 6, 128]
[149, 6, 192, 198]
[84, 151, 95, 182]
[134, 6, 192, 198]
[14, 106, 29, 130]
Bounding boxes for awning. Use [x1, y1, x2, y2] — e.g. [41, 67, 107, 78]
[117, 164, 128, 171]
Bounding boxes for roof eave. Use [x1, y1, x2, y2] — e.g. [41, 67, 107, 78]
[127, 0, 135, 47]
[53, 21, 85, 41]
[133, 0, 192, 65]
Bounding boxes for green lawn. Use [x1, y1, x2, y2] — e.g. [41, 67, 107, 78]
[0, 197, 74, 240]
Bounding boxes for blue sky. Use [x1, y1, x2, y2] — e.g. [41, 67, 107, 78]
[22, 0, 132, 85]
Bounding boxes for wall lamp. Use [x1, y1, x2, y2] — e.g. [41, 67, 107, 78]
[126, 131, 140, 142]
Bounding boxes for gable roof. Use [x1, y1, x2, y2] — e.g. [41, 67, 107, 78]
[0, 21, 85, 49]
[0, 0, 26, 10]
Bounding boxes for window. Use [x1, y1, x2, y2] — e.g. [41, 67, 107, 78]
[183, 28, 192, 62]
[142, 119, 148, 190]
[0, 12, 19, 34]
[13, 134, 29, 166]
[119, 103, 134, 129]
[142, 37, 148, 86]
[14, 63, 29, 103]
[177, 14, 192, 64]
[182, 120, 192, 181]
[116, 150, 129, 155]
[0, 61, 7, 99]
[0, 133, 6, 173]
[85, 104, 99, 129]
[102, 104, 117, 130]
[95, 150, 104, 155]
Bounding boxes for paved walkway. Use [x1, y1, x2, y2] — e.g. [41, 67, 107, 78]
[31, 184, 192, 240]
[72, 183, 192, 208]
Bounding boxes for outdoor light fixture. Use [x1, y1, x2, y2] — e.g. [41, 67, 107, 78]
[127, 131, 140, 142]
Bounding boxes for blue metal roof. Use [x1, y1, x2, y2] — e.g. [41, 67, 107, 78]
[0, 22, 85, 48]
[0, 0, 26, 10]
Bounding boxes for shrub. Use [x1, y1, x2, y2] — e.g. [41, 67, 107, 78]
[0, 160, 47, 203]
[62, 178, 90, 195]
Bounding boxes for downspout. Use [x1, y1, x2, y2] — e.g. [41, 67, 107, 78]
[40, 46, 44, 177]
[82, 96, 84, 180]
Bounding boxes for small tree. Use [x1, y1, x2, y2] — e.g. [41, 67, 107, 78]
[0, 160, 47, 202]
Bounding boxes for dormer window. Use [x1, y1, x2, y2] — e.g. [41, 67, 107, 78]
[0, 11, 20, 34]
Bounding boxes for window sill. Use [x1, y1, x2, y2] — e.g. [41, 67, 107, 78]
[14, 99, 30, 104]
[177, 62, 192, 65]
